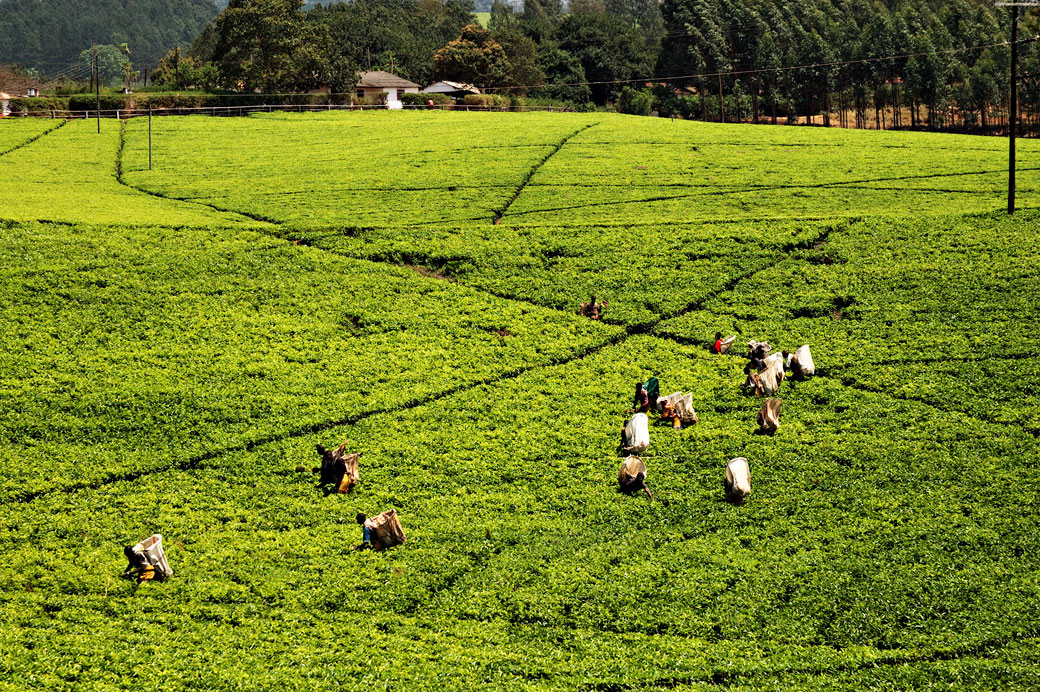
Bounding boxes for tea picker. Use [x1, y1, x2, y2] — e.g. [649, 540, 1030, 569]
[713, 332, 737, 354]
[657, 391, 698, 429]
[757, 398, 782, 435]
[355, 510, 406, 551]
[578, 294, 608, 320]
[784, 344, 815, 379]
[618, 455, 653, 500]
[121, 534, 173, 583]
[306, 441, 361, 495]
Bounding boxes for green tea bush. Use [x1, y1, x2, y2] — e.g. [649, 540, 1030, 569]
[2, 111, 1040, 690]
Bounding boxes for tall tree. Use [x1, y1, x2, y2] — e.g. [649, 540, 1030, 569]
[496, 28, 544, 93]
[657, 0, 729, 119]
[523, 0, 563, 24]
[79, 45, 125, 86]
[556, 13, 655, 104]
[212, 0, 309, 92]
[434, 23, 511, 89]
[530, 42, 592, 103]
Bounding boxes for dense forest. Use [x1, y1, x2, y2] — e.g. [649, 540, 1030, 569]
[211, 0, 512, 10]
[0, 0, 220, 76]
[654, 0, 1040, 129]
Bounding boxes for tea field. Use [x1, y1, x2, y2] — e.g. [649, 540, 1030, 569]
[1, 112, 1039, 690]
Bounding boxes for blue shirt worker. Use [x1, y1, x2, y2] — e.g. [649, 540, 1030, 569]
[355, 513, 373, 550]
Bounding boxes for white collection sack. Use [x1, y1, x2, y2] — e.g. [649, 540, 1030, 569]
[624, 413, 650, 454]
[725, 457, 752, 505]
[128, 534, 173, 579]
[790, 344, 815, 378]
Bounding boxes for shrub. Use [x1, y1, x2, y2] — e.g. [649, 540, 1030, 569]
[520, 97, 575, 111]
[462, 93, 508, 108]
[354, 92, 387, 106]
[401, 92, 451, 106]
[59, 91, 336, 115]
[617, 87, 654, 116]
[7, 97, 69, 115]
[68, 93, 135, 112]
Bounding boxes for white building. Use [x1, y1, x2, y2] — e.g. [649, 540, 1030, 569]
[356, 71, 420, 109]
[422, 81, 480, 100]
[0, 92, 10, 116]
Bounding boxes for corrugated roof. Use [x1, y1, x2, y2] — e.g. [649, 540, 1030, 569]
[356, 70, 420, 89]
[424, 81, 480, 94]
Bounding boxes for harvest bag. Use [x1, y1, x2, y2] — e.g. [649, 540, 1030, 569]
[365, 509, 406, 551]
[337, 452, 360, 494]
[674, 393, 697, 425]
[725, 457, 752, 504]
[129, 534, 173, 579]
[624, 413, 650, 454]
[791, 344, 815, 378]
[618, 455, 647, 488]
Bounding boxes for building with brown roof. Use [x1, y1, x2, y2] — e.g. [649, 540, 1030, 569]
[356, 71, 420, 109]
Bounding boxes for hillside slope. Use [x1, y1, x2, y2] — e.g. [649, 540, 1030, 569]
[0, 0, 219, 74]
[1, 112, 1039, 690]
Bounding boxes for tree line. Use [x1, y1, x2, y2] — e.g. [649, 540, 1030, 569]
[6, 0, 1040, 133]
[166, 0, 1039, 132]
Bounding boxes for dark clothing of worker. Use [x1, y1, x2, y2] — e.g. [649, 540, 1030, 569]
[633, 386, 650, 412]
[744, 357, 766, 375]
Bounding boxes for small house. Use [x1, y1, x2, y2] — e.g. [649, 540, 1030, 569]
[25, 87, 38, 97]
[0, 92, 10, 116]
[423, 81, 480, 100]
[356, 71, 420, 109]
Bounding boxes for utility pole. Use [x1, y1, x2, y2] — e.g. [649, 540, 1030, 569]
[148, 97, 153, 171]
[996, 1, 1039, 214]
[718, 73, 724, 123]
[95, 52, 101, 134]
[1010, 5, 1018, 214]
